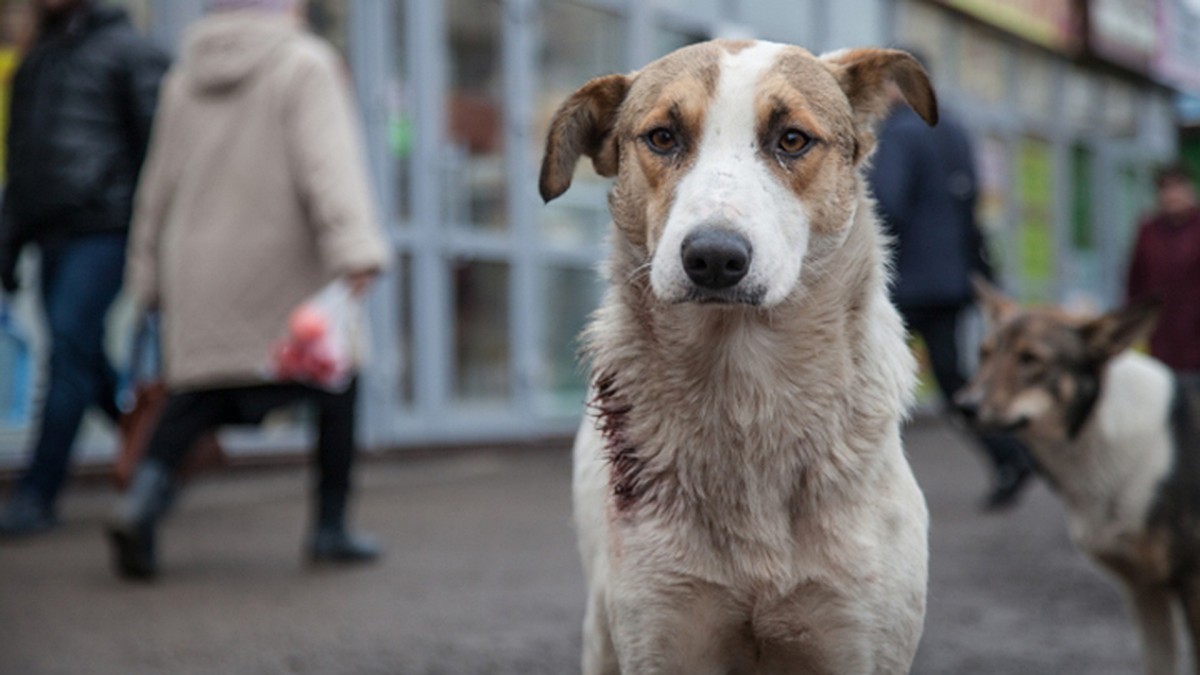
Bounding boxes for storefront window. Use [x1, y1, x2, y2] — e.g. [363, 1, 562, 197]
[658, 0, 720, 21]
[742, 0, 815, 45]
[396, 254, 414, 407]
[307, 3, 404, 226]
[453, 260, 510, 403]
[445, 0, 506, 231]
[390, 0, 411, 223]
[1064, 67, 1098, 132]
[537, 265, 603, 415]
[897, 1, 947, 83]
[1100, 79, 1138, 138]
[537, 1, 624, 245]
[1119, 166, 1152, 246]
[976, 134, 1011, 273]
[958, 24, 1008, 104]
[1014, 47, 1054, 122]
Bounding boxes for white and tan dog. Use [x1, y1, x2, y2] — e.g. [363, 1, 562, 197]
[539, 40, 936, 674]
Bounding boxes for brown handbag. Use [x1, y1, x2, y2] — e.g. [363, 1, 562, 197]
[113, 314, 225, 490]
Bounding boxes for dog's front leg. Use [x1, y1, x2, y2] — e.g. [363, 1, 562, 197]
[607, 572, 744, 675]
[1126, 583, 1179, 675]
[582, 582, 619, 675]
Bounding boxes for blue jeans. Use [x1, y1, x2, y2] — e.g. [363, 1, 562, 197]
[17, 232, 126, 509]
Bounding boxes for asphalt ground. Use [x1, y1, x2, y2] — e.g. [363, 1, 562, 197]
[0, 418, 1154, 674]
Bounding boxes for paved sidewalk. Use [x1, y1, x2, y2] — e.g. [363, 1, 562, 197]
[0, 420, 1145, 674]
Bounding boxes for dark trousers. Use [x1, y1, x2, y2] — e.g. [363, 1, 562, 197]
[144, 380, 358, 514]
[19, 233, 126, 507]
[902, 304, 1031, 474]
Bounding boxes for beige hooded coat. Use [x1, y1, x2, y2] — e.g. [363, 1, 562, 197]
[126, 12, 388, 389]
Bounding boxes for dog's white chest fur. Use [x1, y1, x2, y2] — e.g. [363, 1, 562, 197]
[573, 209, 928, 674]
[1037, 354, 1175, 570]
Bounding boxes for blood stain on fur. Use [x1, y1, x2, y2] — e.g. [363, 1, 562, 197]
[590, 372, 646, 510]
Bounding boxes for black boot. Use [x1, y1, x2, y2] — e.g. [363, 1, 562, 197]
[978, 433, 1035, 512]
[106, 460, 175, 580]
[307, 492, 380, 564]
[982, 461, 1033, 512]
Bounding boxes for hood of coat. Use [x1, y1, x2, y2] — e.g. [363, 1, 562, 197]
[180, 12, 298, 94]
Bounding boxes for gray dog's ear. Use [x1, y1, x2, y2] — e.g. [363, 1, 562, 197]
[1080, 298, 1162, 363]
[539, 74, 631, 203]
[822, 48, 937, 162]
[971, 273, 1017, 328]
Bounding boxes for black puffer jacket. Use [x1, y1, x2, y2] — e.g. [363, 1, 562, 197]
[0, 4, 168, 280]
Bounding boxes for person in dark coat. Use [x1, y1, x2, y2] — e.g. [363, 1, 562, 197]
[868, 64, 1034, 510]
[1127, 164, 1200, 374]
[0, 0, 168, 537]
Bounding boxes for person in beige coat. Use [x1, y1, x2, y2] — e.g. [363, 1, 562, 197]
[107, 0, 390, 580]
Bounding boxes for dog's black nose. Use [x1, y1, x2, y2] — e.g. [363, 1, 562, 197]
[681, 230, 751, 290]
[954, 390, 980, 421]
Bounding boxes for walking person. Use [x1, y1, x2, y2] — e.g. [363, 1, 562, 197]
[868, 59, 1034, 510]
[106, 0, 389, 580]
[0, 0, 168, 537]
[1126, 164, 1200, 375]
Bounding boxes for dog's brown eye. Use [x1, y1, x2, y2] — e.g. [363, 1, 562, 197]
[1018, 351, 1040, 366]
[778, 129, 812, 156]
[645, 128, 677, 154]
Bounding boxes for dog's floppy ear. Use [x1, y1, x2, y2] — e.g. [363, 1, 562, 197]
[822, 48, 937, 162]
[823, 48, 938, 127]
[1079, 298, 1162, 363]
[971, 274, 1017, 327]
[539, 74, 631, 203]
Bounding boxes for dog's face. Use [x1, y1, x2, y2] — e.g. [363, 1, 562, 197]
[956, 278, 1160, 441]
[539, 40, 936, 307]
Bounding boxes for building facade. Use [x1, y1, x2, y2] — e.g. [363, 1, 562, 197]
[0, 0, 1184, 464]
[894, 0, 1178, 312]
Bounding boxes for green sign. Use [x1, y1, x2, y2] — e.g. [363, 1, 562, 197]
[1017, 137, 1054, 302]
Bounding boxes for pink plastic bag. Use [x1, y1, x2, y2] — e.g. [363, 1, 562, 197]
[268, 281, 362, 391]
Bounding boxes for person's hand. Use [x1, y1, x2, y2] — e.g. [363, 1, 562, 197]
[345, 269, 379, 297]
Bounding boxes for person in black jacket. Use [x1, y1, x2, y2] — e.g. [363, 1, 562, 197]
[0, 0, 168, 537]
[868, 56, 1034, 511]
